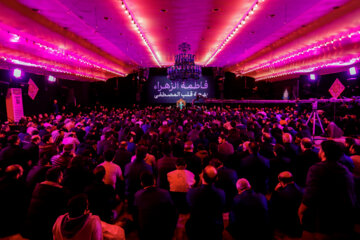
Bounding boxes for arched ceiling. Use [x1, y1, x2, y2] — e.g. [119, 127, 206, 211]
[0, 0, 358, 81]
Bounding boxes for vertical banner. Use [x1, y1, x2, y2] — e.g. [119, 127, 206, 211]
[6, 88, 24, 122]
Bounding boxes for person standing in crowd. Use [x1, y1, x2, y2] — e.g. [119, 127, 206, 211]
[134, 171, 177, 240]
[186, 166, 225, 240]
[0, 165, 28, 238]
[25, 167, 67, 240]
[52, 194, 103, 240]
[299, 140, 356, 239]
[98, 150, 123, 189]
[167, 157, 195, 213]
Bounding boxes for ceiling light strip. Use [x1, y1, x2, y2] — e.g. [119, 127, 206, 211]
[205, 0, 265, 66]
[1, 56, 107, 81]
[243, 29, 360, 74]
[120, 0, 161, 67]
[255, 57, 360, 81]
[2, 28, 126, 77]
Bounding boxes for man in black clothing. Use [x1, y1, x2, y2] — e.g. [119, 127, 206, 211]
[134, 171, 177, 240]
[239, 142, 270, 194]
[0, 134, 28, 171]
[23, 135, 41, 166]
[113, 141, 132, 173]
[295, 138, 319, 187]
[227, 178, 270, 240]
[299, 140, 356, 239]
[85, 166, 116, 223]
[270, 171, 303, 238]
[0, 165, 28, 238]
[25, 167, 66, 240]
[186, 166, 225, 240]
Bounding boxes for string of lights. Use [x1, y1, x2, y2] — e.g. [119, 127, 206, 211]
[243, 29, 360, 74]
[204, 0, 266, 66]
[120, 0, 161, 67]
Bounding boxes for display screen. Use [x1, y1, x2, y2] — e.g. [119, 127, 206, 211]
[147, 75, 214, 103]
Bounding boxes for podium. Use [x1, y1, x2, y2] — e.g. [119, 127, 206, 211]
[6, 88, 24, 122]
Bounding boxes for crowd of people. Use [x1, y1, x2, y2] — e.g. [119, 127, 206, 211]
[0, 104, 359, 240]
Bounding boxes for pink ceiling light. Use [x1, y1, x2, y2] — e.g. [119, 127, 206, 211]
[3, 29, 126, 77]
[243, 29, 360, 74]
[1, 57, 108, 81]
[204, 0, 266, 66]
[120, 0, 161, 67]
[255, 56, 360, 81]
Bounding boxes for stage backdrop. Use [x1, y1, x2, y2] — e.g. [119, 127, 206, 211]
[147, 71, 214, 104]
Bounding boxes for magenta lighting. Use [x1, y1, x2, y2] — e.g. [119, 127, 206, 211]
[48, 75, 56, 82]
[349, 67, 357, 75]
[244, 29, 360, 74]
[205, 0, 265, 66]
[13, 68, 22, 78]
[310, 74, 316, 80]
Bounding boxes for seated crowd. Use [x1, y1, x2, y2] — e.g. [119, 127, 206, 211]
[0, 105, 359, 240]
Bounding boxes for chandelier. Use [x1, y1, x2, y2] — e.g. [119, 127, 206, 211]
[167, 42, 201, 80]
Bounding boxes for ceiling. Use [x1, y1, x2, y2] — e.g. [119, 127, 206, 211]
[0, 0, 359, 81]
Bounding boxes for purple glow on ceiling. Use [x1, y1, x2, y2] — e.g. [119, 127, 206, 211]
[243, 29, 360, 74]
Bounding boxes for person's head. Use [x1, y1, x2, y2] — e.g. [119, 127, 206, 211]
[218, 134, 226, 144]
[93, 166, 106, 182]
[8, 134, 20, 146]
[282, 133, 292, 144]
[31, 135, 41, 145]
[135, 145, 148, 160]
[248, 141, 259, 154]
[45, 167, 63, 184]
[184, 141, 194, 153]
[103, 149, 115, 162]
[161, 143, 172, 156]
[242, 141, 250, 152]
[104, 131, 113, 140]
[350, 144, 360, 156]
[202, 165, 217, 185]
[67, 194, 89, 218]
[63, 144, 74, 153]
[140, 170, 155, 188]
[119, 141, 127, 150]
[278, 171, 294, 187]
[319, 140, 343, 162]
[175, 158, 187, 169]
[209, 158, 223, 169]
[54, 99, 58, 104]
[236, 178, 251, 194]
[5, 164, 23, 179]
[345, 137, 356, 149]
[42, 134, 53, 144]
[273, 144, 285, 157]
[300, 137, 313, 151]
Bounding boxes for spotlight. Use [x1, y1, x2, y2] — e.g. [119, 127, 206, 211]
[13, 68, 22, 78]
[48, 75, 56, 82]
[309, 74, 316, 80]
[349, 67, 357, 76]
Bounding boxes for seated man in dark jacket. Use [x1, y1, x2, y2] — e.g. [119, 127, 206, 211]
[134, 171, 177, 240]
[25, 167, 67, 240]
[270, 171, 303, 238]
[227, 178, 270, 240]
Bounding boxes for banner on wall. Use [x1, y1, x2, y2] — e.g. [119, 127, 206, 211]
[28, 78, 39, 100]
[6, 88, 24, 122]
[329, 78, 345, 99]
[147, 75, 214, 103]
